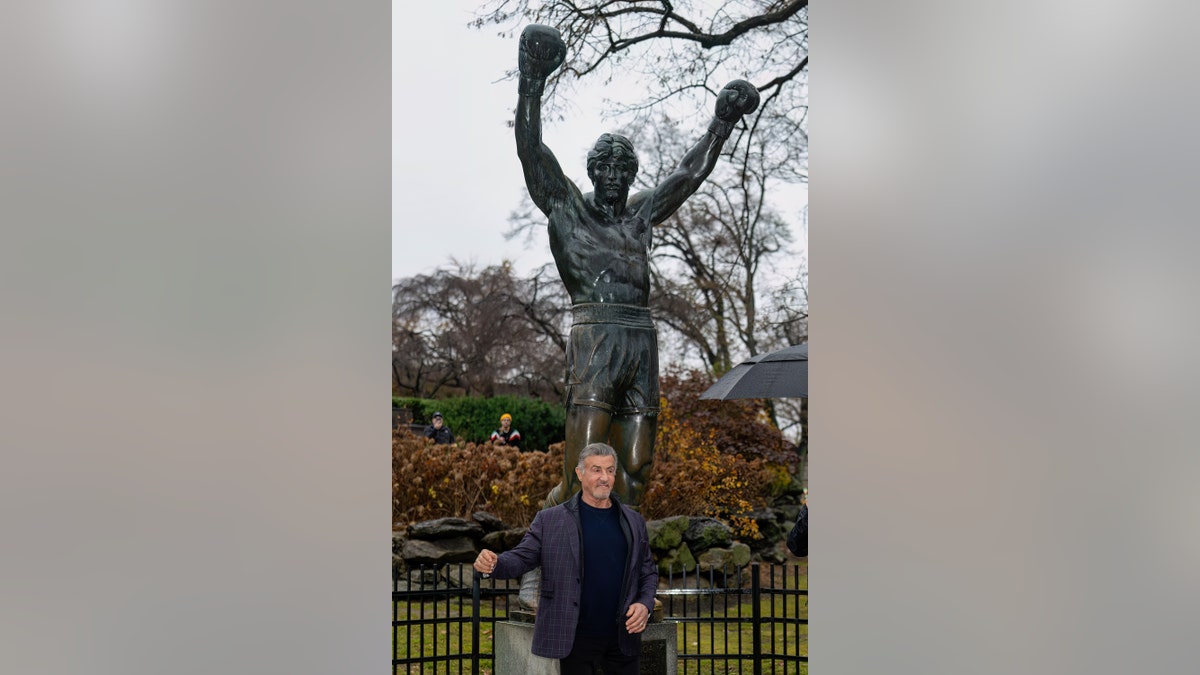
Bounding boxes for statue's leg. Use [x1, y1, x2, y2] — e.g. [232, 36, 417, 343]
[608, 412, 657, 508]
[607, 321, 660, 509]
[544, 402, 612, 507]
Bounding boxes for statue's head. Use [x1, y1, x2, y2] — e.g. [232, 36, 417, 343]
[586, 133, 638, 205]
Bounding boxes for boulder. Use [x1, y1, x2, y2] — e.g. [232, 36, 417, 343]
[696, 542, 752, 574]
[482, 527, 528, 553]
[776, 504, 802, 523]
[408, 567, 442, 587]
[395, 566, 467, 595]
[472, 511, 507, 533]
[745, 510, 787, 550]
[407, 517, 485, 541]
[401, 536, 478, 565]
[645, 516, 689, 551]
[758, 545, 788, 564]
[655, 543, 697, 576]
[684, 517, 733, 550]
[392, 530, 407, 556]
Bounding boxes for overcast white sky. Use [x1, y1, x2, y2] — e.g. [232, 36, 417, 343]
[392, 1, 807, 283]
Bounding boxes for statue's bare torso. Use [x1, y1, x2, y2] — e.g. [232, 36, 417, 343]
[549, 192, 652, 306]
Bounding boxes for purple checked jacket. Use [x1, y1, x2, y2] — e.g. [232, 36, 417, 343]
[491, 492, 658, 659]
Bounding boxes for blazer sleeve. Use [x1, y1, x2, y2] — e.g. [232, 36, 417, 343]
[633, 517, 658, 612]
[493, 509, 546, 579]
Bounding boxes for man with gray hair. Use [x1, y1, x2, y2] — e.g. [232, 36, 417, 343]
[474, 443, 658, 674]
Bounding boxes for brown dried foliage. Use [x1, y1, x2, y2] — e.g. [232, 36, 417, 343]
[641, 395, 773, 539]
[393, 431, 562, 529]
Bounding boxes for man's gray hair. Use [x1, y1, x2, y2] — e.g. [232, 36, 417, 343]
[577, 442, 617, 469]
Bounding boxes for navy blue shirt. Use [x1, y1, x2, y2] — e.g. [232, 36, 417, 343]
[577, 500, 628, 636]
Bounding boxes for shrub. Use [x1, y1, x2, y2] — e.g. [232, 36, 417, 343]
[393, 430, 562, 528]
[393, 395, 566, 451]
[641, 395, 772, 539]
[657, 370, 798, 467]
[393, 371, 797, 537]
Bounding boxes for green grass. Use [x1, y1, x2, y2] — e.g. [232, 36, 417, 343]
[394, 592, 807, 675]
[393, 600, 504, 674]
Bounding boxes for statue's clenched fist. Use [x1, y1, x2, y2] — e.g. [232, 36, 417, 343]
[519, 24, 566, 80]
[715, 79, 761, 122]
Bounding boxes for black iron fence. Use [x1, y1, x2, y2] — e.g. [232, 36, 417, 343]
[393, 561, 807, 674]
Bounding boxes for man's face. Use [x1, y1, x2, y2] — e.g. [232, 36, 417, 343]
[590, 159, 632, 205]
[575, 454, 617, 503]
[432, 417, 443, 428]
[500, 418, 511, 432]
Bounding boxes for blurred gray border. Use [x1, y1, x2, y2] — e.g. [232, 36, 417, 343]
[4, 1, 1200, 674]
[1, 3, 390, 674]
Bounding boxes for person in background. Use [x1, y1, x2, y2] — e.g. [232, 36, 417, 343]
[423, 411, 455, 445]
[489, 413, 523, 450]
[786, 488, 808, 557]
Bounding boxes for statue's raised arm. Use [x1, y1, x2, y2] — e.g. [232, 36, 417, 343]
[632, 80, 761, 226]
[515, 25, 575, 217]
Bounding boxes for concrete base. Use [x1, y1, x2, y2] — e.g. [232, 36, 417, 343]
[494, 622, 559, 675]
[494, 621, 677, 675]
[637, 622, 678, 675]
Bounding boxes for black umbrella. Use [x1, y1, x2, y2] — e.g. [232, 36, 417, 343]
[699, 344, 808, 400]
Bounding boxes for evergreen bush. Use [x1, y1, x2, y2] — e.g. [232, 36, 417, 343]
[393, 395, 566, 451]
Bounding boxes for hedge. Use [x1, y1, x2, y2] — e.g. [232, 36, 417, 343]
[393, 395, 566, 452]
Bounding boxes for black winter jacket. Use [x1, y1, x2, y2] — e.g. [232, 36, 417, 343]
[424, 425, 455, 445]
[786, 504, 807, 557]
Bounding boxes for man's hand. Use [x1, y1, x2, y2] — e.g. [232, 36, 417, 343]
[715, 79, 761, 122]
[519, 25, 566, 81]
[474, 549, 498, 575]
[624, 602, 651, 634]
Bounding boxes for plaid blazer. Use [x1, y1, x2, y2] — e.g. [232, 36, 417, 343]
[492, 492, 658, 659]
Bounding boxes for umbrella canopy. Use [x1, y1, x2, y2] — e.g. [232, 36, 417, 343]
[699, 344, 808, 400]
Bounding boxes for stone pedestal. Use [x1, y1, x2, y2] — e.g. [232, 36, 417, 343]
[494, 621, 559, 675]
[493, 620, 677, 675]
[637, 622, 678, 675]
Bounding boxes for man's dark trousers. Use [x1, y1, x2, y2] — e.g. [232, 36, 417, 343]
[559, 632, 639, 675]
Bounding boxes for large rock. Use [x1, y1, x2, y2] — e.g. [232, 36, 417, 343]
[482, 527, 528, 553]
[656, 543, 697, 576]
[472, 511, 507, 533]
[401, 536, 478, 565]
[696, 542, 752, 574]
[684, 517, 733, 550]
[776, 503, 802, 523]
[392, 531, 408, 573]
[645, 516, 689, 551]
[395, 566, 468, 595]
[407, 517, 485, 541]
[693, 542, 753, 587]
[745, 510, 787, 550]
[758, 544, 788, 564]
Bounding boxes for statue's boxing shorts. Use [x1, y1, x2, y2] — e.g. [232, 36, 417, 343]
[565, 303, 660, 416]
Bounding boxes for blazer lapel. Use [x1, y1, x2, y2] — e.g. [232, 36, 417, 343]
[564, 493, 583, 576]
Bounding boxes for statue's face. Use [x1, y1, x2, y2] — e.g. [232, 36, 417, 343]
[590, 159, 633, 205]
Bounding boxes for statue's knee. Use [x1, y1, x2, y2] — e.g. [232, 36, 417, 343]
[622, 445, 654, 476]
